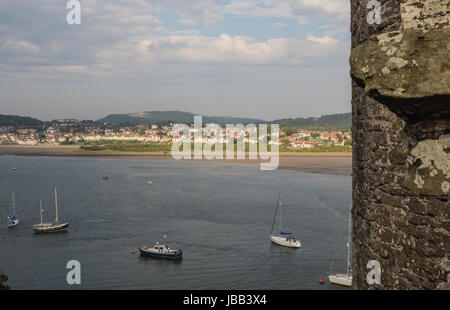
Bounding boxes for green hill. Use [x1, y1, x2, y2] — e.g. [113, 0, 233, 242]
[0, 111, 351, 131]
[274, 113, 351, 130]
[0, 114, 43, 128]
[97, 111, 265, 125]
[97, 110, 351, 130]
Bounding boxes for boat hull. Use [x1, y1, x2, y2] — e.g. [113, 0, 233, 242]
[270, 236, 301, 248]
[138, 247, 183, 260]
[8, 219, 19, 228]
[328, 274, 352, 287]
[33, 223, 69, 233]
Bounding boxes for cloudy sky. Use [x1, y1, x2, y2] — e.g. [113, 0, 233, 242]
[0, 0, 351, 121]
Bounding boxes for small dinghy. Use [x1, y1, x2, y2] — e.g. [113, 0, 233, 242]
[103, 175, 110, 180]
[138, 241, 182, 260]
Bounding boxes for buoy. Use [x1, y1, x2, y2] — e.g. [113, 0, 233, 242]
[74, 227, 78, 231]
[130, 250, 135, 254]
[319, 279, 325, 284]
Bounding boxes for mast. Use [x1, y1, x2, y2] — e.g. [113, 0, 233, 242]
[54, 188, 59, 224]
[40, 200, 43, 225]
[279, 195, 282, 234]
[270, 193, 281, 235]
[12, 191, 16, 216]
[347, 208, 352, 277]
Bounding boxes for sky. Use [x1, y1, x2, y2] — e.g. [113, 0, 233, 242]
[0, 0, 351, 121]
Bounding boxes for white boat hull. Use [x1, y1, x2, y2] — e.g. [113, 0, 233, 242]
[329, 274, 352, 287]
[8, 219, 19, 228]
[33, 222, 69, 233]
[270, 236, 301, 248]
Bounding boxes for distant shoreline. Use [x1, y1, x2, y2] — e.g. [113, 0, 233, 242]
[0, 145, 352, 176]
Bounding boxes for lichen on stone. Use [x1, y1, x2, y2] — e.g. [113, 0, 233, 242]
[404, 135, 450, 195]
[401, 0, 450, 30]
[350, 28, 450, 100]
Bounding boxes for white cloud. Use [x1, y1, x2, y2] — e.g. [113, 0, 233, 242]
[272, 22, 287, 29]
[0, 0, 349, 80]
[306, 33, 338, 45]
[225, 0, 349, 23]
[2, 39, 40, 54]
[97, 33, 344, 71]
[149, 0, 225, 27]
[177, 18, 198, 26]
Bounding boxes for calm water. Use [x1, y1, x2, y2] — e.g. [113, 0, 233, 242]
[0, 156, 351, 290]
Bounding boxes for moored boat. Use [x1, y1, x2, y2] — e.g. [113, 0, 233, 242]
[329, 207, 353, 287]
[33, 188, 69, 233]
[7, 191, 19, 228]
[269, 193, 301, 249]
[328, 273, 352, 287]
[138, 242, 183, 260]
[270, 235, 301, 248]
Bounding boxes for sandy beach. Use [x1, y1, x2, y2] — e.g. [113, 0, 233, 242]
[0, 145, 352, 176]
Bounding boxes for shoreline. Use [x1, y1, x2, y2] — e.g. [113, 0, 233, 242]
[0, 145, 352, 176]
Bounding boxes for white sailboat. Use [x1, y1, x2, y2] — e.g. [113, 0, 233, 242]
[329, 208, 353, 287]
[33, 188, 69, 233]
[7, 191, 19, 228]
[270, 193, 301, 248]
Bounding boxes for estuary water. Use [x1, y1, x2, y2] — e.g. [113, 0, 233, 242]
[0, 156, 351, 290]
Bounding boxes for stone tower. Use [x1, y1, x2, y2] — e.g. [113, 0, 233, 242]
[350, 0, 449, 289]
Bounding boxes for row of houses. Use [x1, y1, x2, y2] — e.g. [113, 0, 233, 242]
[281, 130, 351, 149]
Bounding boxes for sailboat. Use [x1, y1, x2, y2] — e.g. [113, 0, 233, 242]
[33, 188, 69, 233]
[270, 193, 301, 248]
[7, 191, 19, 228]
[329, 208, 353, 287]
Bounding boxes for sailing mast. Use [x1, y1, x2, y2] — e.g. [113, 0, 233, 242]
[54, 188, 59, 224]
[346, 209, 352, 277]
[279, 194, 282, 234]
[12, 191, 16, 216]
[270, 193, 281, 234]
[39, 200, 43, 225]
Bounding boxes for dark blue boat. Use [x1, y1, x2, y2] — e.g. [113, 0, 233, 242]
[138, 242, 183, 260]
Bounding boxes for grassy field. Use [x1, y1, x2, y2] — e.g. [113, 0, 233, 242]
[78, 141, 351, 153]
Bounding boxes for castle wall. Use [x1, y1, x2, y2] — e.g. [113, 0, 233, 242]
[350, 0, 449, 289]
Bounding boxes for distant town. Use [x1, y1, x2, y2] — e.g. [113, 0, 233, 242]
[0, 118, 352, 151]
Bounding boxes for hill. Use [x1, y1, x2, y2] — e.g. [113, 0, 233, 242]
[0, 114, 43, 128]
[97, 111, 265, 125]
[274, 113, 351, 130]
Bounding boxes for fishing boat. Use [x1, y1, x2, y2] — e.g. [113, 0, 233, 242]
[33, 188, 69, 233]
[7, 191, 19, 228]
[329, 208, 353, 287]
[270, 193, 301, 248]
[138, 238, 182, 260]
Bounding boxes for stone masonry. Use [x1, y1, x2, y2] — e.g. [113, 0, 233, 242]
[350, 0, 449, 289]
